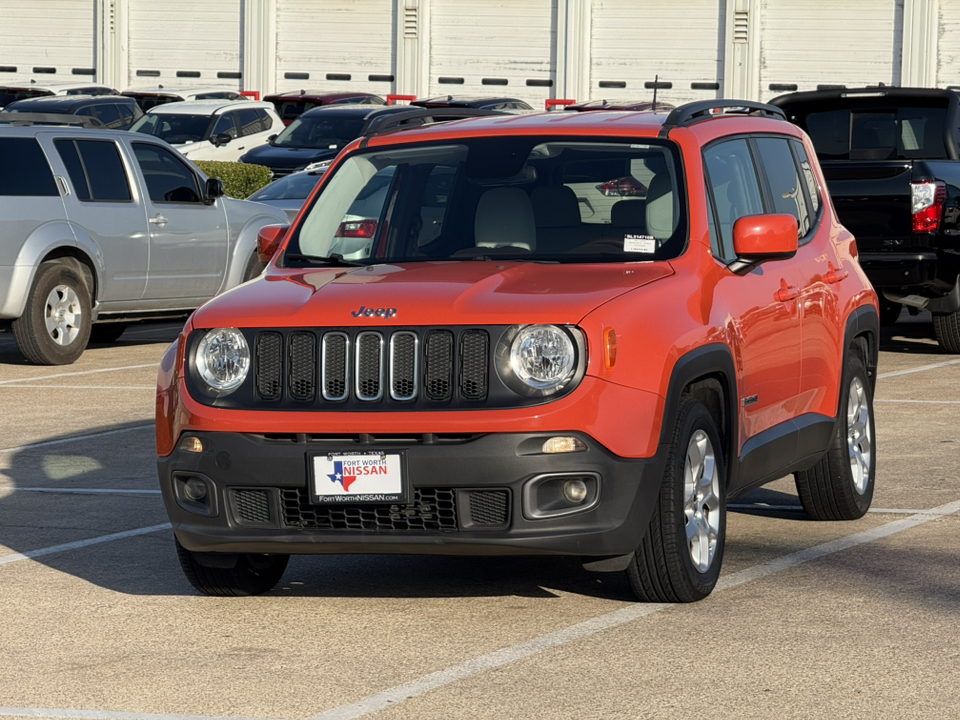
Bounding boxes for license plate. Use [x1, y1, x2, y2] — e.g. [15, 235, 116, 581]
[310, 451, 405, 504]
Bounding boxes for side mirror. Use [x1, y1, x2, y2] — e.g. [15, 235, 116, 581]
[257, 224, 289, 264]
[204, 177, 225, 204]
[212, 132, 233, 147]
[729, 213, 798, 275]
[268, 134, 277, 143]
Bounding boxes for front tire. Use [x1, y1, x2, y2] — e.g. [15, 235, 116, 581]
[626, 398, 726, 602]
[933, 311, 960, 353]
[794, 351, 875, 520]
[175, 538, 289, 596]
[11, 262, 92, 365]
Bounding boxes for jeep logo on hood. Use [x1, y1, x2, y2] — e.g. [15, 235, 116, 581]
[351, 306, 397, 319]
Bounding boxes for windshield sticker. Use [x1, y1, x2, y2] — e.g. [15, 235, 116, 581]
[624, 234, 656, 253]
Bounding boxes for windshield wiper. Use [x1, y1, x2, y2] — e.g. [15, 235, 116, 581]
[285, 252, 365, 267]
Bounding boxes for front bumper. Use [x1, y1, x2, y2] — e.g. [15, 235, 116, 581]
[159, 431, 666, 558]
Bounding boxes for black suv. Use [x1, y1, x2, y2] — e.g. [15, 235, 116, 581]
[239, 104, 428, 178]
[2, 95, 143, 130]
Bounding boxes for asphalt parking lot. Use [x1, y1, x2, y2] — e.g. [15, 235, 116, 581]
[1, 314, 958, 719]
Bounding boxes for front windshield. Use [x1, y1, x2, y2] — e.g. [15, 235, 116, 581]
[0, 88, 53, 105]
[272, 116, 366, 149]
[129, 113, 212, 144]
[287, 137, 685, 264]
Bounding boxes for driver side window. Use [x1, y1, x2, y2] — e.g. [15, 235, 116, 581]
[133, 142, 203, 204]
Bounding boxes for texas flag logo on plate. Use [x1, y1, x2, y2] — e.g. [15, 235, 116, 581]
[312, 452, 404, 503]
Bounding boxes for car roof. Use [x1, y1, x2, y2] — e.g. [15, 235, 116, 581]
[4, 94, 137, 111]
[144, 99, 274, 114]
[264, 90, 382, 101]
[411, 95, 529, 107]
[0, 81, 116, 93]
[297, 103, 419, 120]
[122, 85, 241, 97]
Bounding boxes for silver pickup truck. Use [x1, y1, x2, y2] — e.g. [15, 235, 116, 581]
[0, 124, 287, 364]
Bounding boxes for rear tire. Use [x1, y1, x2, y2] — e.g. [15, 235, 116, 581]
[626, 398, 726, 602]
[933, 311, 960, 353]
[11, 262, 92, 365]
[795, 351, 875, 520]
[175, 538, 289, 596]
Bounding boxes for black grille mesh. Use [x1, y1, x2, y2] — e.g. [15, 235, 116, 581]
[255, 332, 282, 401]
[424, 331, 453, 401]
[356, 333, 382, 399]
[289, 332, 317, 401]
[468, 490, 509, 526]
[391, 333, 416, 400]
[460, 331, 489, 400]
[323, 333, 347, 400]
[233, 489, 271, 523]
[280, 487, 457, 531]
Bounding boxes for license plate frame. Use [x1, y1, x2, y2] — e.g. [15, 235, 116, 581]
[309, 451, 406, 504]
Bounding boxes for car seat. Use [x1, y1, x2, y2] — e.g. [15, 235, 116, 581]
[474, 187, 536, 251]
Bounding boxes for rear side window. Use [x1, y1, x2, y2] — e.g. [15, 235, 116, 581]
[0, 138, 58, 196]
[237, 108, 268, 136]
[54, 139, 132, 202]
[754, 137, 811, 239]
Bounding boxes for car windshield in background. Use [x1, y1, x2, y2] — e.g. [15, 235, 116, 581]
[0, 88, 54, 106]
[127, 94, 182, 112]
[272, 116, 366, 149]
[799, 105, 948, 161]
[288, 137, 685, 265]
[248, 171, 325, 202]
[129, 113, 212, 144]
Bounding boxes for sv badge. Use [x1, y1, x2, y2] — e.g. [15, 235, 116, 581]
[351, 306, 397, 319]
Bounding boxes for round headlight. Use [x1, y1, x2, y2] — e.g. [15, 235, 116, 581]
[195, 328, 250, 394]
[509, 325, 576, 391]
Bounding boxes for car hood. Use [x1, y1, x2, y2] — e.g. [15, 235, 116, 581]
[239, 145, 338, 167]
[192, 261, 674, 328]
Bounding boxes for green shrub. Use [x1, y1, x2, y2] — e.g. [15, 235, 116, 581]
[194, 160, 272, 199]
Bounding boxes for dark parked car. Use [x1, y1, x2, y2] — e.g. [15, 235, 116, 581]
[411, 95, 534, 112]
[263, 90, 385, 125]
[239, 104, 421, 178]
[121, 85, 245, 112]
[246, 162, 329, 220]
[0, 81, 118, 110]
[565, 99, 676, 112]
[2, 94, 143, 130]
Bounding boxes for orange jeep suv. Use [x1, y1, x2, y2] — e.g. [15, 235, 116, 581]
[156, 101, 879, 601]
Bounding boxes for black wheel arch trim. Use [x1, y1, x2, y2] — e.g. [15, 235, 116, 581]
[844, 303, 880, 388]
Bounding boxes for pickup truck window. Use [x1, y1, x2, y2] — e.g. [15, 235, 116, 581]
[54, 139, 132, 202]
[132, 142, 202, 203]
[803, 106, 948, 161]
[703, 138, 764, 262]
[754, 137, 811, 239]
[0, 137, 58, 196]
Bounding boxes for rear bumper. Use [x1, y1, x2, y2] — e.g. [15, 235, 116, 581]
[858, 251, 937, 288]
[159, 430, 667, 558]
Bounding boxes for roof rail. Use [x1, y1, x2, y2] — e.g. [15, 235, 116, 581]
[0, 111, 103, 128]
[358, 107, 508, 144]
[659, 100, 786, 135]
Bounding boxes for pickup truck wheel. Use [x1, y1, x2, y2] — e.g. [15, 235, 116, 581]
[242, 251, 267, 282]
[89, 323, 127, 344]
[933, 311, 960, 353]
[175, 538, 289, 596]
[11, 262, 92, 365]
[625, 398, 726, 603]
[794, 352, 875, 520]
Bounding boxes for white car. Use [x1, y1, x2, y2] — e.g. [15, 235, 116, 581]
[129, 100, 282, 162]
[121, 85, 244, 111]
[0, 81, 118, 109]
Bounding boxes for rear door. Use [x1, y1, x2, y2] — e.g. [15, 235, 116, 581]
[48, 136, 149, 303]
[129, 140, 228, 301]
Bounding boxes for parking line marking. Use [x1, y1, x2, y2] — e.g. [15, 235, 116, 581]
[0, 487, 161, 496]
[307, 498, 960, 720]
[0, 710, 275, 720]
[877, 358, 960, 379]
[0, 385, 156, 390]
[0, 424, 154, 455]
[875, 398, 960, 404]
[0, 364, 156, 386]
[728, 503, 937, 515]
[0, 523, 170, 567]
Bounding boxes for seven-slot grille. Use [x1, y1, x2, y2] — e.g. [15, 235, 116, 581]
[254, 328, 489, 406]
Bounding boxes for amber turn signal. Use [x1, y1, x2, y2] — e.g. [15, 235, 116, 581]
[604, 327, 617, 369]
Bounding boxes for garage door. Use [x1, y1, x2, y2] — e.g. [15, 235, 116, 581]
[938, 0, 960, 88]
[758, 0, 900, 100]
[275, 0, 395, 96]
[427, 0, 556, 106]
[127, 0, 242, 89]
[0, 0, 96, 83]
[590, 0, 723, 107]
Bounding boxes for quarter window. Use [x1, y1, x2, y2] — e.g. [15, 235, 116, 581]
[703, 138, 765, 262]
[54, 139, 132, 202]
[0, 138, 58, 196]
[133, 142, 202, 203]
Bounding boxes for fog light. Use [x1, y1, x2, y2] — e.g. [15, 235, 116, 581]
[563, 479, 588, 503]
[184, 478, 208, 501]
[179, 436, 204, 453]
[541, 436, 587, 454]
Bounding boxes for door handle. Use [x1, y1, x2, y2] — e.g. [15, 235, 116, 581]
[824, 264, 848, 284]
[149, 214, 168, 227]
[775, 279, 800, 302]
